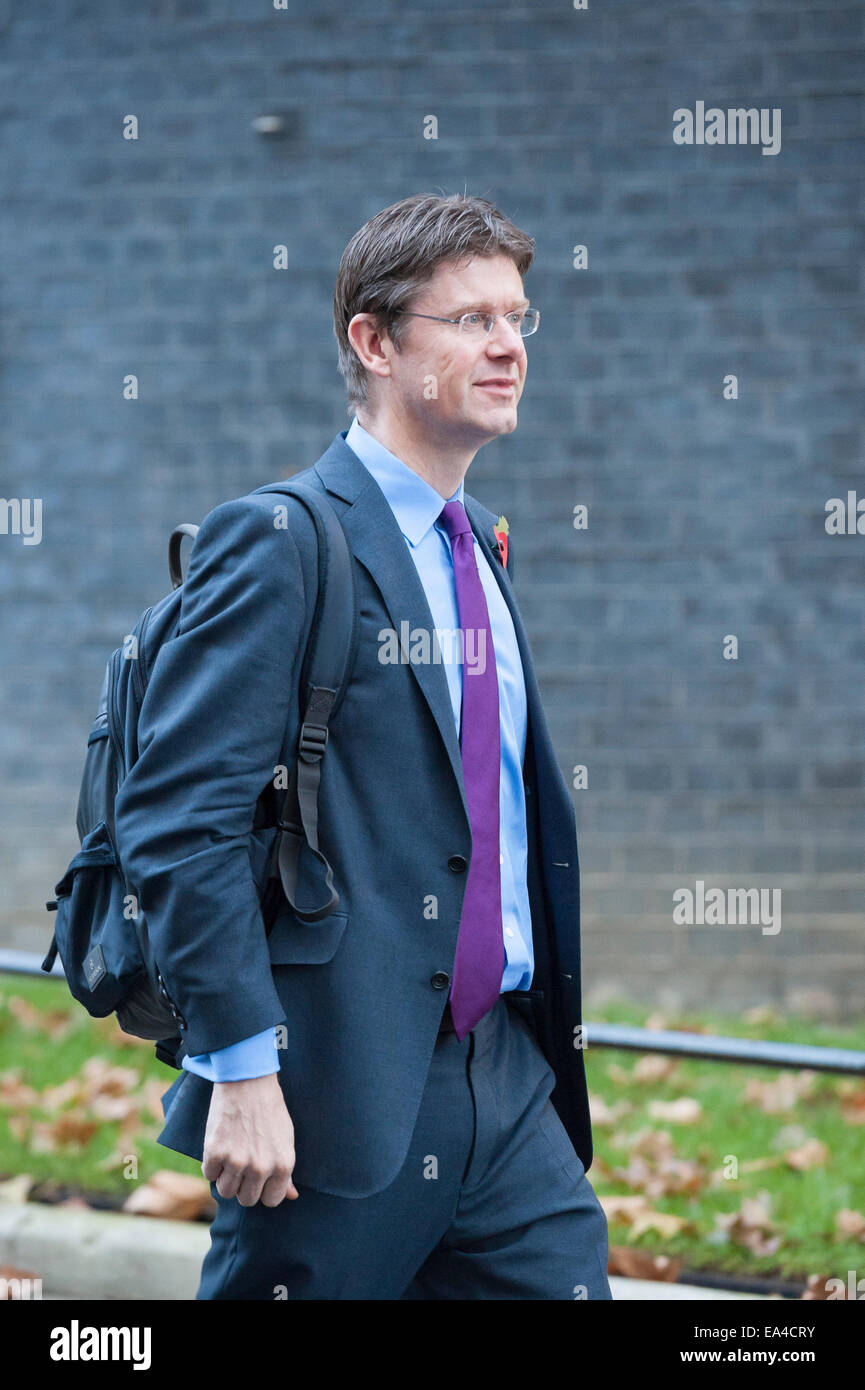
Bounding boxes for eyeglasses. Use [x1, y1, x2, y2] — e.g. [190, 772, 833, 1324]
[392, 308, 540, 337]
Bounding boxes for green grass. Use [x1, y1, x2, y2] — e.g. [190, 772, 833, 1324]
[1, 976, 864, 1283]
[583, 997, 865, 1283]
[0, 975, 201, 1196]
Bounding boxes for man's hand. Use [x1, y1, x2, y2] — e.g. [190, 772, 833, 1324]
[202, 1073, 299, 1207]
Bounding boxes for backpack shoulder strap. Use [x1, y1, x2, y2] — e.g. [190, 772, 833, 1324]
[248, 479, 358, 923]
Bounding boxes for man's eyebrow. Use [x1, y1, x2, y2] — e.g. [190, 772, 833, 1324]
[447, 297, 531, 316]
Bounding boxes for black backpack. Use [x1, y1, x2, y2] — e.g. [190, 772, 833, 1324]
[41, 481, 357, 1065]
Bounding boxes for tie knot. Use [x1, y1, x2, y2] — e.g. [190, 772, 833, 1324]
[438, 499, 473, 541]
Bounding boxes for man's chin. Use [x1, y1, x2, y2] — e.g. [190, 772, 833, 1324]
[485, 407, 518, 436]
[469, 404, 518, 437]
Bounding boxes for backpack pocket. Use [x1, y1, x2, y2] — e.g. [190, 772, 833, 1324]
[43, 819, 150, 1019]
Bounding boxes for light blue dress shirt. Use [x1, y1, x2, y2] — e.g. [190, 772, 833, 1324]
[182, 416, 533, 1081]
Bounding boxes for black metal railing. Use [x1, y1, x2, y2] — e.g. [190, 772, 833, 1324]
[4, 948, 864, 1076]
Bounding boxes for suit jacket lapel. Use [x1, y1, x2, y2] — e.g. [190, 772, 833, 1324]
[313, 433, 469, 823]
[309, 431, 559, 838]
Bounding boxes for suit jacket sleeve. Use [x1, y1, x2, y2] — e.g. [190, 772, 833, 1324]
[181, 1026, 279, 1081]
[114, 496, 308, 1057]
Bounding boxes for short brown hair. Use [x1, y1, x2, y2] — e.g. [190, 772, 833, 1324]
[333, 192, 535, 415]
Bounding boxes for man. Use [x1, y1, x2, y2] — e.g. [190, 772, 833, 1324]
[114, 192, 612, 1300]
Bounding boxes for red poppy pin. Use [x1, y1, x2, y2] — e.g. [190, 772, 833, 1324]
[493, 515, 509, 569]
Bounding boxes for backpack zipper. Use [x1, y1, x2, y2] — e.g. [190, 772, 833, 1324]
[131, 607, 153, 706]
[107, 647, 126, 782]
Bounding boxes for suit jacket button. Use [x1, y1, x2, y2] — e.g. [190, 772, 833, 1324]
[447, 855, 467, 872]
[430, 972, 450, 990]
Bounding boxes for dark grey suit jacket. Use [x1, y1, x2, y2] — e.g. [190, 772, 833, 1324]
[114, 429, 591, 1198]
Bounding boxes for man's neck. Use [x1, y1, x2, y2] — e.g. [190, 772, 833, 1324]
[355, 409, 478, 501]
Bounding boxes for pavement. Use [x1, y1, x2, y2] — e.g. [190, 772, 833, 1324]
[0, 1201, 773, 1301]
[0, 1201, 209, 1301]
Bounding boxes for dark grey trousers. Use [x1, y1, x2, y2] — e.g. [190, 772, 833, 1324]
[197, 994, 612, 1300]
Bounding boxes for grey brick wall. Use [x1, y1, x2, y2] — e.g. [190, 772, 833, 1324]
[1, 1, 862, 1017]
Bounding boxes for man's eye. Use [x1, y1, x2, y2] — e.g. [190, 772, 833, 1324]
[506, 311, 524, 325]
[465, 313, 483, 325]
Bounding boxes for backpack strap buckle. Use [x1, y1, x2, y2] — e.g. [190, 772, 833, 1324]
[298, 721, 328, 762]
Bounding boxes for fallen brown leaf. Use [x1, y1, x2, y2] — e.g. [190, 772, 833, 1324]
[714, 1190, 782, 1257]
[784, 1138, 829, 1172]
[122, 1170, 215, 1222]
[6, 996, 72, 1040]
[647, 1097, 702, 1124]
[631, 1209, 692, 1240]
[587, 1092, 633, 1126]
[0, 1071, 39, 1109]
[835, 1208, 865, 1241]
[79, 1058, 140, 1098]
[39, 1079, 83, 1112]
[607, 1246, 682, 1282]
[744, 1071, 816, 1114]
[633, 1055, 679, 1084]
[629, 1128, 676, 1159]
[30, 1114, 100, 1153]
[838, 1085, 865, 1125]
[87, 1094, 141, 1123]
[597, 1193, 654, 1225]
[610, 1148, 706, 1199]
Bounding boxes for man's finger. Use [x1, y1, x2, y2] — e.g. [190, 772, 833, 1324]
[236, 1172, 266, 1207]
[260, 1172, 299, 1207]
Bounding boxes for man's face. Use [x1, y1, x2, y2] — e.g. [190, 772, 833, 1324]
[383, 252, 529, 448]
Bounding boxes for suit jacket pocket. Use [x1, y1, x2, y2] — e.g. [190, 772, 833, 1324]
[266, 909, 349, 965]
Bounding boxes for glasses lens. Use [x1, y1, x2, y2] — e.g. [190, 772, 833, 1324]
[458, 313, 488, 333]
[457, 310, 540, 335]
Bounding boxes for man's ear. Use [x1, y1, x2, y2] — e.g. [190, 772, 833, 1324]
[347, 312, 392, 387]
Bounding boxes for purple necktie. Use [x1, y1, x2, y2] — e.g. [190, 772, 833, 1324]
[438, 500, 504, 1041]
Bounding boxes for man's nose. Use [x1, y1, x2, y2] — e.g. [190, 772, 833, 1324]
[484, 316, 526, 357]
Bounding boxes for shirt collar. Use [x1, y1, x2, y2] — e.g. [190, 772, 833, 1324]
[345, 416, 464, 547]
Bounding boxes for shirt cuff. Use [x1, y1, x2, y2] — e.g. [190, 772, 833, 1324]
[181, 1026, 279, 1082]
